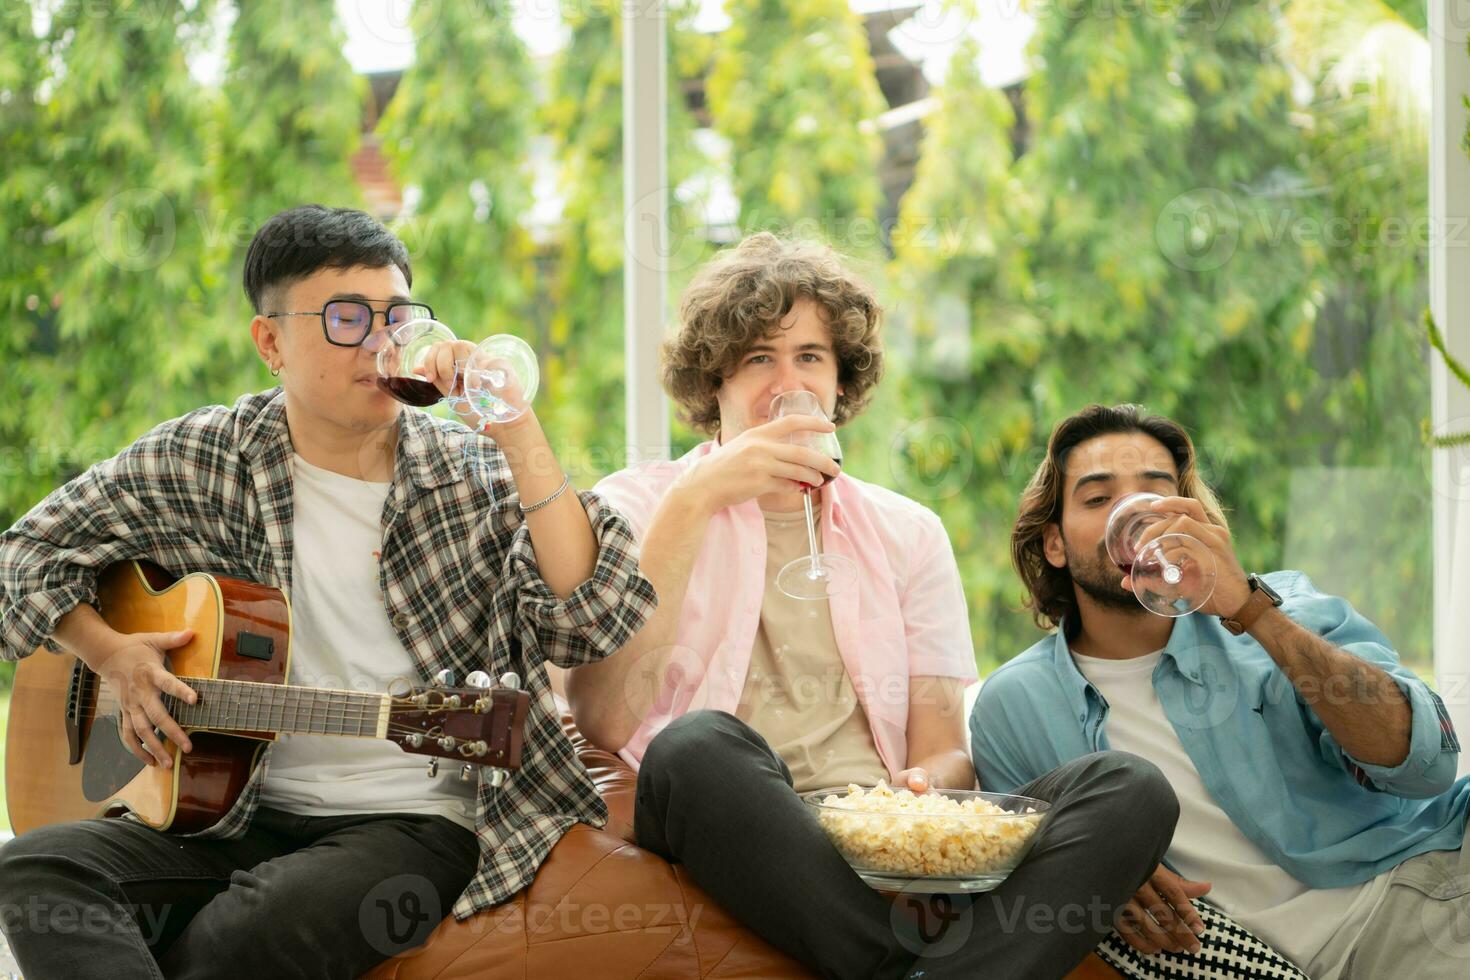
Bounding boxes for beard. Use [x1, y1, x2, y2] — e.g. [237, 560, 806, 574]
[1064, 535, 1145, 615]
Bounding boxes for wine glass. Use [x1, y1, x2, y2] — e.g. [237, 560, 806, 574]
[456, 334, 539, 429]
[375, 318, 459, 407]
[1104, 492, 1218, 617]
[770, 390, 856, 600]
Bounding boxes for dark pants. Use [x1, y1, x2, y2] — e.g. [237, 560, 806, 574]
[635, 710, 1178, 980]
[0, 807, 479, 980]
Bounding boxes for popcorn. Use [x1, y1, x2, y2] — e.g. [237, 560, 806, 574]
[812, 782, 1045, 878]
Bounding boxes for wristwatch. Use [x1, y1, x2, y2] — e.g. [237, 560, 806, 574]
[1220, 573, 1283, 636]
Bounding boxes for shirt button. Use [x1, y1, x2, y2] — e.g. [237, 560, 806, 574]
[391, 612, 411, 630]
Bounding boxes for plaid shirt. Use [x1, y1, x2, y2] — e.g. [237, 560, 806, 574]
[0, 388, 657, 920]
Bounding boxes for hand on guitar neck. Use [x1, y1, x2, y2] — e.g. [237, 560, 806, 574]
[52, 603, 200, 770]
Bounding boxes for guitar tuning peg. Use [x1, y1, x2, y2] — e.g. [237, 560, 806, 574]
[459, 764, 477, 782]
[498, 671, 521, 691]
[464, 670, 492, 689]
[434, 668, 456, 687]
[425, 758, 439, 778]
[489, 767, 510, 789]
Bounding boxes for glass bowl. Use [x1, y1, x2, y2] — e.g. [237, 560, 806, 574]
[802, 785, 1051, 893]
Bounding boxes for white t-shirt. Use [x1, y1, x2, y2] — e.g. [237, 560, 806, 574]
[1072, 650, 1391, 979]
[258, 454, 477, 831]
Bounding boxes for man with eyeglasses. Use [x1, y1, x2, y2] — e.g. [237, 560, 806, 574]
[0, 204, 656, 978]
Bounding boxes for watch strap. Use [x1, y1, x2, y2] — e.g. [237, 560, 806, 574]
[1221, 581, 1277, 635]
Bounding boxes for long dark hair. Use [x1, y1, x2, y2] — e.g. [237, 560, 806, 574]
[1012, 404, 1227, 632]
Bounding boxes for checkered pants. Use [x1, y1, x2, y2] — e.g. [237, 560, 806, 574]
[1098, 901, 1308, 979]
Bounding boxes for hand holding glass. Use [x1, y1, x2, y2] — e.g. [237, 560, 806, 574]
[770, 391, 855, 600]
[1104, 492, 1218, 617]
[375, 318, 538, 429]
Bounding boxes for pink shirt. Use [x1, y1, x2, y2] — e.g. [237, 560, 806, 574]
[593, 441, 978, 778]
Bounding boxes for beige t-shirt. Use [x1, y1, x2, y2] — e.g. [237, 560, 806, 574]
[735, 507, 890, 794]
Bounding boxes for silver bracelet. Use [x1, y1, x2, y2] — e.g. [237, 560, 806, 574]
[519, 475, 571, 515]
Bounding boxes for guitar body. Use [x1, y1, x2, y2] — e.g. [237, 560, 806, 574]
[6, 561, 291, 835]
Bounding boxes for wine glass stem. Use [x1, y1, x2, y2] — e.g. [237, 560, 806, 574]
[803, 491, 823, 573]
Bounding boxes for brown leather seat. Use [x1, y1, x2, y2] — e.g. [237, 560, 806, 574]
[364, 705, 1121, 979]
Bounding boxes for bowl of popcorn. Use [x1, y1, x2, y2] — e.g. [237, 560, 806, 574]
[802, 782, 1050, 893]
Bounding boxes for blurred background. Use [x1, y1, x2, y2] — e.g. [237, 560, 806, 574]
[0, 0, 1447, 830]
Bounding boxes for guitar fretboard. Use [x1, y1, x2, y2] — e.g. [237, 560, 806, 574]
[160, 678, 389, 738]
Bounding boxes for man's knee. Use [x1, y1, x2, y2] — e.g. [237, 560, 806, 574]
[640, 710, 753, 780]
[0, 824, 102, 901]
[1073, 750, 1179, 828]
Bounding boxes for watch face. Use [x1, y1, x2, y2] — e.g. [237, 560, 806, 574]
[1250, 574, 1283, 605]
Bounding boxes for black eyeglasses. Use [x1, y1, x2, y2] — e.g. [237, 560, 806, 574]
[264, 300, 435, 348]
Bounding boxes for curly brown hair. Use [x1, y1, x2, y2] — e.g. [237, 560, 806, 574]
[1013, 404, 1229, 634]
[661, 233, 884, 434]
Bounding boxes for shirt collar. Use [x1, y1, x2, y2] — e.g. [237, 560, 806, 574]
[239, 387, 466, 491]
[1048, 628, 1097, 722]
[1052, 611, 1208, 690]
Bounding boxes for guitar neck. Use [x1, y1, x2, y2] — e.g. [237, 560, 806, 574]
[160, 678, 390, 738]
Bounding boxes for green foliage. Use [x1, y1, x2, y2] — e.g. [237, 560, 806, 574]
[892, 0, 1433, 671]
[377, 0, 534, 341]
[0, 0, 53, 524]
[215, 0, 363, 222]
[542, 0, 711, 477]
[709, 0, 886, 247]
[1, 0, 222, 530]
[207, 0, 365, 403]
[0, 0, 1442, 683]
[1429, 313, 1470, 447]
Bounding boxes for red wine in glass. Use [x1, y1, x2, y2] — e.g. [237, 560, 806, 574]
[801, 456, 843, 492]
[769, 390, 856, 600]
[376, 376, 443, 407]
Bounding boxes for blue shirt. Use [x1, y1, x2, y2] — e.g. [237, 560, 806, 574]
[970, 571, 1469, 889]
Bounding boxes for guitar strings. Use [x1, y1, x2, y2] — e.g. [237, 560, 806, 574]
[76, 679, 492, 740]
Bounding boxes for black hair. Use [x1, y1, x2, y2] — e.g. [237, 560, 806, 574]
[242, 205, 412, 313]
[1012, 403, 1228, 633]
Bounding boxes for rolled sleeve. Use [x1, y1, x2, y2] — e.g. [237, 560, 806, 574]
[901, 510, 978, 683]
[0, 420, 202, 662]
[1283, 573, 1460, 798]
[0, 579, 98, 661]
[507, 488, 657, 668]
[1331, 660, 1460, 799]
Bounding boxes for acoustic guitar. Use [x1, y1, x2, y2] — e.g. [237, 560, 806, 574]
[5, 560, 530, 836]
